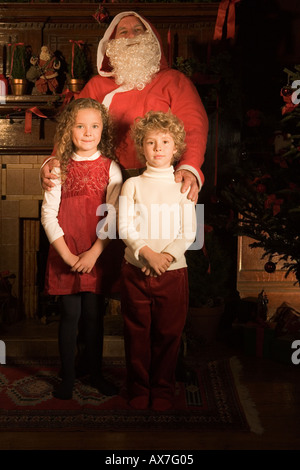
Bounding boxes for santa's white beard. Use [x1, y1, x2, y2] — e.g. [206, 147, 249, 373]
[40, 52, 51, 61]
[106, 32, 161, 91]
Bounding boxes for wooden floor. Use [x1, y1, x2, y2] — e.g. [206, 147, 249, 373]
[0, 318, 300, 451]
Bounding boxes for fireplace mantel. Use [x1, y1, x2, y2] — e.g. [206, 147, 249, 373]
[0, 95, 62, 155]
[0, 2, 219, 155]
[0, 2, 219, 22]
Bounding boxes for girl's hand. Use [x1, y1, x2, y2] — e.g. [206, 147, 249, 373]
[71, 250, 98, 274]
[67, 253, 80, 268]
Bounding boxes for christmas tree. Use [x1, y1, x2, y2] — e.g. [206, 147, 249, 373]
[221, 65, 300, 284]
[68, 41, 89, 80]
[10, 44, 28, 79]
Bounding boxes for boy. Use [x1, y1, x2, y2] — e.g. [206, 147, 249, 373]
[118, 111, 197, 411]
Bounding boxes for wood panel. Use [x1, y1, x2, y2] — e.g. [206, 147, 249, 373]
[0, 3, 219, 154]
[0, 2, 219, 76]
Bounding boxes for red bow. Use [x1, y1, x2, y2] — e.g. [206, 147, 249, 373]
[25, 107, 48, 134]
[93, 3, 109, 24]
[213, 0, 240, 40]
[60, 88, 75, 108]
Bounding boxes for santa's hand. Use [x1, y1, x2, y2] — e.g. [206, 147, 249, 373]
[175, 169, 199, 203]
[41, 158, 60, 191]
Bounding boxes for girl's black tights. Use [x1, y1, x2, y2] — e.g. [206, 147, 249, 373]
[53, 292, 106, 400]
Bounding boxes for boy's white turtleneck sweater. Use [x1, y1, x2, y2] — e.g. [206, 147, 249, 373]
[119, 163, 197, 271]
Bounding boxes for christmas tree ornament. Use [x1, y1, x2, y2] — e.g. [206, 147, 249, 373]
[264, 261, 276, 273]
[281, 86, 293, 96]
[240, 150, 248, 161]
[93, 3, 110, 24]
[256, 183, 266, 193]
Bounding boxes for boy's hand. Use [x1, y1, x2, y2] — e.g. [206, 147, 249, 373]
[140, 247, 174, 276]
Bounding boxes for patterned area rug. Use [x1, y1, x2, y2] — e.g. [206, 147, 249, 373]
[0, 357, 263, 433]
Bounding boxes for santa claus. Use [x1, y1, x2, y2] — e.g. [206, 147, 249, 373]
[41, 11, 208, 202]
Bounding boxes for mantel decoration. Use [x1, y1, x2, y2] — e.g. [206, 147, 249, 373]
[26, 46, 61, 95]
[8, 43, 29, 95]
[67, 40, 89, 93]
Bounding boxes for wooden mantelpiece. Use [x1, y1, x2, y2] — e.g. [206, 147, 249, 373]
[0, 2, 219, 22]
[0, 95, 61, 155]
[0, 2, 220, 76]
[0, 3, 219, 155]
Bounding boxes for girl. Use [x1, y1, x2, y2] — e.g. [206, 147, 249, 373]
[41, 98, 122, 400]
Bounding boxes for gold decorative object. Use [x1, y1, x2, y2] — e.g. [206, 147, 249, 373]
[10, 78, 28, 96]
[68, 78, 85, 93]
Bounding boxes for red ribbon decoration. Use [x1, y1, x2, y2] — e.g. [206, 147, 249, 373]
[93, 1, 110, 24]
[167, 27, 172, 68]
[9, 42, 25, 77]
[25, 107, 48, 134]
[280, 88, 298, 115]
[213, 0, 240, 41]
[264, 194, 284, 216]
[214, 92, 219, 188]
[61, 88, 75, 108]
[69, 40, 84, 78]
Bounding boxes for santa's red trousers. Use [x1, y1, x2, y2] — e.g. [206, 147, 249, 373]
[120, 261, 189, 403]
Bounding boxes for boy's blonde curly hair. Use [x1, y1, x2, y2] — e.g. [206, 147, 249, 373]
[131, 110, 186, 164]
[54, 98, 116, 180]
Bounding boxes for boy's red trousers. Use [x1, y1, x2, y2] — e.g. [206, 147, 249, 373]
[120, 261, 189, 404]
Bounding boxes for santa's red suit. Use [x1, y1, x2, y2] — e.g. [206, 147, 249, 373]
[78, 11, 208, 187]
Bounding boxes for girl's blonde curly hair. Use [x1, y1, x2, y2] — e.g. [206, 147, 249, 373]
[131, 110, 186, 164]
[54, 98, 116, 180]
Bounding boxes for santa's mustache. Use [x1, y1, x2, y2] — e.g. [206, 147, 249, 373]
[109, 32, 152, 49]
[124, 37, 142, 46]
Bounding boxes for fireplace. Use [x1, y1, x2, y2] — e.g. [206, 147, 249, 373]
[0, 151, 48, 321]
